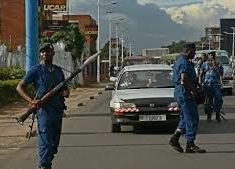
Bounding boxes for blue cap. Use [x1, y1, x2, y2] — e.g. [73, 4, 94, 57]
[39, 43, 53, 52]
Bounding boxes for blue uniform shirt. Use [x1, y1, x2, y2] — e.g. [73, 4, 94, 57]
[200, 62, 223, 86]
[23, 64, 65, 109]
[173, 54, 197, 100]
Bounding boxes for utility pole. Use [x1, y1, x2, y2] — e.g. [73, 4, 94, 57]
[129, 43, 132, 57]
[232, 27, 235, 66]
[115, 23, 119, 67]
[108, 20, 112, 74]
[224, 27, 235, 67]
[25, 0, 39, 71]
[121, 33, 124, 63]
[97, 0, 100, 83]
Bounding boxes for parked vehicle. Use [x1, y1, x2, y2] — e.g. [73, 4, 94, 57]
[105, 64, 179, 133]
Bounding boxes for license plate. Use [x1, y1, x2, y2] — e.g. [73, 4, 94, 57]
[139, 115, 166, 121]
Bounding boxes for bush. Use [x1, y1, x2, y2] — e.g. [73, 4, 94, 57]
[0, 79, 34, 107]
[0, 66, 25, 80]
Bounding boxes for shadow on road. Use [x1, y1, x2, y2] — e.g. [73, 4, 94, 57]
[205, 151, 235, 154]
[198, 119, 235, 134]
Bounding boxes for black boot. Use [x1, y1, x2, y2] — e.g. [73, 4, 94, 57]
[169, 130, 184, 153]
[207, 112, 211, 121]
[185, 141, 206, 153]
[216, 112, 221, 122]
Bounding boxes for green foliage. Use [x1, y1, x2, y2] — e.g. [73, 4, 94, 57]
[0, 79, 35, 107]
[100, 41, 128, 64]
[163, 40, 188, 54]
[40, 24, 85, 62]
[0, 66, 25, 80]
[100, 41, 109, 60]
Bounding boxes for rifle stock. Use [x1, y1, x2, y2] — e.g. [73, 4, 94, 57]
[16, 52, 100, 125]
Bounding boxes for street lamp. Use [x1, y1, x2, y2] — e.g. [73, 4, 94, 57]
[224, 27, 235, 67]
[97, 0, 118, 83]
[114, 18, 125, 67]
[129, 43, 132, 57]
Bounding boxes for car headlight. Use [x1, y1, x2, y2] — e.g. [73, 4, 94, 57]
[168, 102, 180, 111]
[113, 102, 136, 109]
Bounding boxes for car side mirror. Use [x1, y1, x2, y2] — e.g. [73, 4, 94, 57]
[105, 83, 115, 91]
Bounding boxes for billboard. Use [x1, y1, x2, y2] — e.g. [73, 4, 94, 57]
[43, 0, 67, 11]
[42, 20, 68, 31]
[220, 18, 235, 57]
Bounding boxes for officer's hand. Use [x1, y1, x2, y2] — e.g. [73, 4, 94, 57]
[30, 99, 42, 109]
[61, 90, 70, 98]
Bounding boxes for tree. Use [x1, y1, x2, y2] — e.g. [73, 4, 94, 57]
[100, 40, 128, 66]
[163, 40, 188, 53]
[41, 24, 85, 64]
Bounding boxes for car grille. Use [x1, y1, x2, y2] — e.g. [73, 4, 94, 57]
[120, 98, 179, 120]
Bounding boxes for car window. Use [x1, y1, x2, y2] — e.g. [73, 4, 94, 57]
[217, 56, 229, 65]
[117, 70, 174, 90]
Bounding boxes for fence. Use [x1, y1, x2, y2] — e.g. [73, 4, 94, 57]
[0, 42, 81, 86]
[0, 44, 25, 67]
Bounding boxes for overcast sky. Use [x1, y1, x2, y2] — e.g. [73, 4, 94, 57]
[68, 0, 235, 54]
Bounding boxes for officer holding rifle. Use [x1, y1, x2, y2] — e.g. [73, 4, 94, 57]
[16, 42, 70, 169]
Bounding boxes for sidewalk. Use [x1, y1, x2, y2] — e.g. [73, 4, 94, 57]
[0, 84, 106, 154]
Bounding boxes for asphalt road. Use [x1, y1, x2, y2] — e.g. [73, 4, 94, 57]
[1, 91, 235, 169]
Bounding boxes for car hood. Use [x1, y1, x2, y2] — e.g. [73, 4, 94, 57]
[113, 88, 174, 101]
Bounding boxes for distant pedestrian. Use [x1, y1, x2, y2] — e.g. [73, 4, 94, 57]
[16, 42, 70, 169]
[110, 64, 115, 77]
[196, 53, 208, 78]
[169, 43, 206, 153]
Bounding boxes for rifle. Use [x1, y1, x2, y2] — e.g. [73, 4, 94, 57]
[16, 52, 100, 125]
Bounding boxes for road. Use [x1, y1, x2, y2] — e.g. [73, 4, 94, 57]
[1, 91, 235, 169]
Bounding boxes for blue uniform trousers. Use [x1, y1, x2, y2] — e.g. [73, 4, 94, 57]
[174, 86, 199, 142]
[203, 85, 223, 114]
[37, 106, 63, 168]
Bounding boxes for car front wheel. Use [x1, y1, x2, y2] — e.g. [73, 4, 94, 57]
[112, 123, 121, 133]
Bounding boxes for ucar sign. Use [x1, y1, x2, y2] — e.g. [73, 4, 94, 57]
[43, 0, 67, 11]
[44, 5, 66, 11]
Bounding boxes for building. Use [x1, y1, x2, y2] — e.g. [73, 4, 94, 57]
[199, 27, 220, 50]
[143, 48, 169, 57]
[0, 0, 25, 51]
[220, 18, 235, 58]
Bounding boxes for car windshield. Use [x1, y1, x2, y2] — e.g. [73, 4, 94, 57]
[117, 70, 174, 90]
[123, 58, 161, 67]
[217, 56, 229, 65]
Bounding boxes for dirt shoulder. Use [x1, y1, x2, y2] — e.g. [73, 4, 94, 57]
[0, 86, 105, 156]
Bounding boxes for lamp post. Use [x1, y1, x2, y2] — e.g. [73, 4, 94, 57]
[232, 27, 235, 66]
[97, 0, 100, 83]
[121, 33, 124, 63]
[115, 23, 119, 67]
[97, 1, 118, 83]
[129, 43, 132, 57]
[109, 18, 112, 74]
[224, 27, 235, 67]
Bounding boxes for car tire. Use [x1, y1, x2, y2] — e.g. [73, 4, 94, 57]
[112, 123, 121, 133]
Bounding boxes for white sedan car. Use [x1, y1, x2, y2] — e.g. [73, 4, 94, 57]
[105, 64, 179, 133]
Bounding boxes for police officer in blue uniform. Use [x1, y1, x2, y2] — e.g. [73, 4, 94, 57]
[199, 52, 223, 122]
[196, 53, 208, 78]
[16, 43, 70, 169]
[169, 43, 206, 153]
